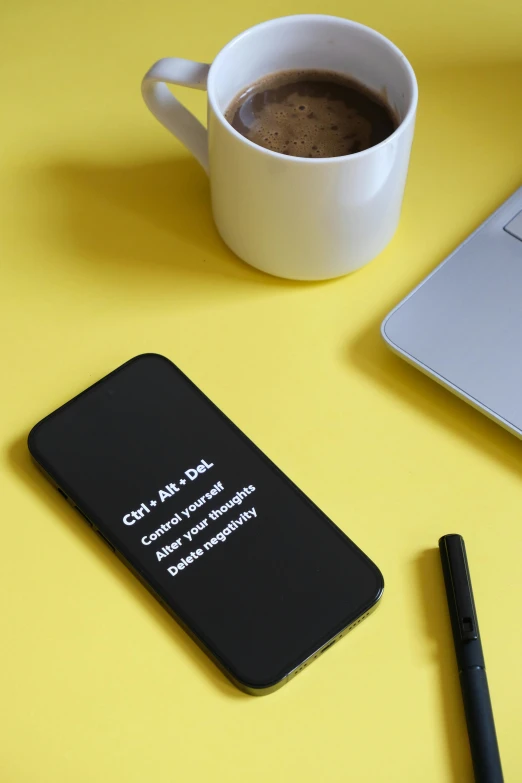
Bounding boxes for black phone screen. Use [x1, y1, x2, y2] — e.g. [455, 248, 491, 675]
[29, 354, 383, 692]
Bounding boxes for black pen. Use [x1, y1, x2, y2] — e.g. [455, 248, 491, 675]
[439, 534, 503, 783]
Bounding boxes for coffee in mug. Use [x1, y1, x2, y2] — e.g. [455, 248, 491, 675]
[225, 70, 398, 158]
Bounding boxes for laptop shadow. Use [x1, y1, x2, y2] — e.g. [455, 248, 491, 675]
[348, 316, 522, 480]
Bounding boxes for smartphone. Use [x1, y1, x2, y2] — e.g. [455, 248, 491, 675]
[28, 354, 383, 694]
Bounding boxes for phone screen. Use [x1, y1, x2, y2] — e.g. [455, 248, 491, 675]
[29, 354, 383, 692]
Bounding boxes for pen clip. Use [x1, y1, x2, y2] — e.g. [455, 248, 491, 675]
[445, 536, 479, 642]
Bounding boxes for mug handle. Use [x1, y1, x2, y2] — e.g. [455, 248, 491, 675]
[141, 58, 211, 174]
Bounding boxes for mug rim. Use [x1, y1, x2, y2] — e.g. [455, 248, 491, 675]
[207, 14, 418, 164]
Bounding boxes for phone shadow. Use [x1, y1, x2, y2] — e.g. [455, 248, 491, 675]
[414, 550, 473, 782]
[8, 435, 248, 700]
[39, 155, 313, 301]
[348, 315, 522, 480]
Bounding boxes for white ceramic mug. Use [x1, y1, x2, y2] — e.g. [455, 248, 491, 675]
[142, 15, 417, 280]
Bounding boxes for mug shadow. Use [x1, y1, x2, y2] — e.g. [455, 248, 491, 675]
[40, 155, 311, 297]
[348, 314, 522, 480]
[414, 550, 473, 782]
[8, 435, 248, 700]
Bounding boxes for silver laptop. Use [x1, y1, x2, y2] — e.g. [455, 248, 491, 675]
[382, 186, 522, 438]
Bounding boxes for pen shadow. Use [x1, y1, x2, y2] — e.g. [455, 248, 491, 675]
[415, 550, 473, 782]
[8, 436, 248, 701]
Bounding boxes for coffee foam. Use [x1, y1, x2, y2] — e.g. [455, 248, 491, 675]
[225, 70, 396, 158]
[246, 96, 372, 157]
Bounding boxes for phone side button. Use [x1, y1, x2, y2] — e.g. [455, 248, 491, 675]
[75, 506, 93, 526]
[94, 528, 115, 552]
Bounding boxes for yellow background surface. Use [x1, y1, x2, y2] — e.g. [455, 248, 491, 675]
[2, 1, 521, 781]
